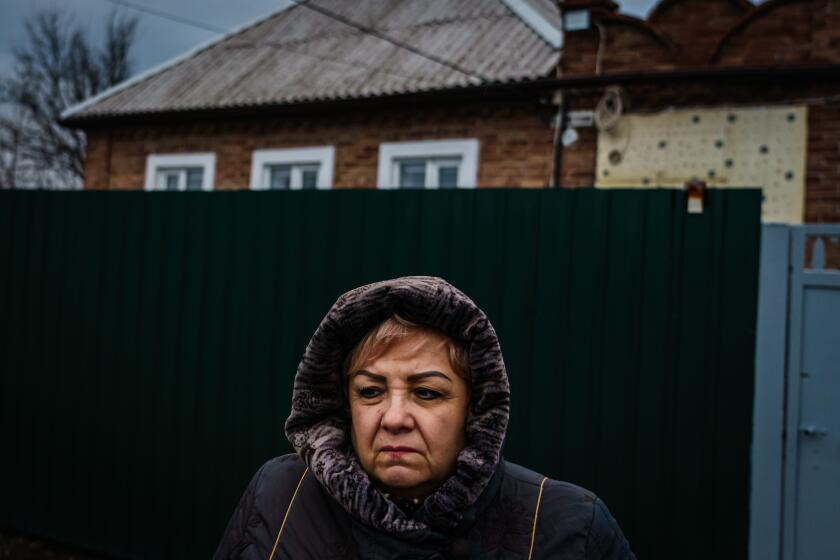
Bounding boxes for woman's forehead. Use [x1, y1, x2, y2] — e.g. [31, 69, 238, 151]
[363, 335, 452, 372]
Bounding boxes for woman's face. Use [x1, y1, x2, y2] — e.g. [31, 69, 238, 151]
[348, 331, 470, 499]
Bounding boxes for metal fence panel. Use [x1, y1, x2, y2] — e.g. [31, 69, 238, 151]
[0, 189, 761, 559]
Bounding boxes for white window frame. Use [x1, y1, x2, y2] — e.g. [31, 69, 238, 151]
[377, 139, 480, 189]
[249, 146, 335, 190]
[144, 152, 216, 191]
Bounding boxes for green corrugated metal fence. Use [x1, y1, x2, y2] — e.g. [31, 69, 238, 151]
[0, 189, 761, 559]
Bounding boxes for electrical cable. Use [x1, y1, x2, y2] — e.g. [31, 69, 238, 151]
[594, 86, 625, 131]
[225, 39, 440, 88]
[101, 0, 228, 34]
[594, 21, 606, 76]
[100, 0, 489, 83]
[289, 0, 489, 84]
[95, 0, 442, 88]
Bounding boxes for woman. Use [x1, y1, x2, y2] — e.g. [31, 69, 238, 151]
[215, 276, 635, 559]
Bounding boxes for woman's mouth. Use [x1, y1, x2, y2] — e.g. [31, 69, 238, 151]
[380, 446, 417, 455]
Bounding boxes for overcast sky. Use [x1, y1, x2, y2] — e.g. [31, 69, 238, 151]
[0, 0, 660, 80]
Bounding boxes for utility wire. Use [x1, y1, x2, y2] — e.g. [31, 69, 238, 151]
[101, 0, 228, 34]
[95, 0, 442, 88]
[289, 0, 488, 84]
[102, 0, 488, 84]
[227, 40, 441, 88]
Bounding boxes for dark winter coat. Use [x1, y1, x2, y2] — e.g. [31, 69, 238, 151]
[214, 277, 635, 559]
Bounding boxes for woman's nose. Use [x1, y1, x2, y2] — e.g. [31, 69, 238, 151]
[380, 396, 414, 433]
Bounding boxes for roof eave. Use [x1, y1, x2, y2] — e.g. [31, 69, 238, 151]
[61, 77, 561, 129]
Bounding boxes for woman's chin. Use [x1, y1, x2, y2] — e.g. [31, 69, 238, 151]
[376, 465, 425, 489]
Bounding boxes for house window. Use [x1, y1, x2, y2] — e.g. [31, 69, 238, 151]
[250, 147, 335, 190]
[395, 158, 462, 189]
[144, 153, 216, 191]
[377, 139, 479, 189]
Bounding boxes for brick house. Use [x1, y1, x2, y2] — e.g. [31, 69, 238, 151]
[62, 0, 564, 191]
[62, 0, 840, 223]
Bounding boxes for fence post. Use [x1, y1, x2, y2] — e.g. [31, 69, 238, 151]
[749, 224, 791, 560]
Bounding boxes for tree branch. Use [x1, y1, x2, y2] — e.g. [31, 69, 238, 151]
[0, 7, 138, 188]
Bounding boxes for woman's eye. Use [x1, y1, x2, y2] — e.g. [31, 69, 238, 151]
[415, 388, 442, 400]
[358, 387, 382, 399]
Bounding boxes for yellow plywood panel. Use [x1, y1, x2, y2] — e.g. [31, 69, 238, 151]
[595, 106, 807, 223]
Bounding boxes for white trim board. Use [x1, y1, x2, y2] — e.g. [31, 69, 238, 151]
[61, 2, 294, 120]
[376, 139, 480, 189]
[144, 152, 216, 191]
[501, 0, 563, 49]
[249, 146, 335, 190]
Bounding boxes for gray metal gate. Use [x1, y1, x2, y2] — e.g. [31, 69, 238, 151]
[751, 225, 840, 560]
[784, 226, 840, 560]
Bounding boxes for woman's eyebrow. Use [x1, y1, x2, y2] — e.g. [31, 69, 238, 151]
[407, 371, 451, 383]
[351, 370, 386, 382]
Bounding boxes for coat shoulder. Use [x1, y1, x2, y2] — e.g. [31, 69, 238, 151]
[501, 460, 597, 530]
[244, 454, 310, 525]
[213, 454, 308, 560]
[254, 453, 308, 494]
[499, 461, 635, 559]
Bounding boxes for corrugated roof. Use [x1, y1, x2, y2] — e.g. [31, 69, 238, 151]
[64, 0, 561, 121]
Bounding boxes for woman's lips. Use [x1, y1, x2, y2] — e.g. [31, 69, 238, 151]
[380, 446, 417, 454]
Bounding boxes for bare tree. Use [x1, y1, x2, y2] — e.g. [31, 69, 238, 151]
[0, 108, 25, 189]
[0, 9, 138, 189]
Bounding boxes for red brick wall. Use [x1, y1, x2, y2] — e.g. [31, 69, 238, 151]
[599, 17, 677, 72]
[557, 0, 840, 221]
[713, 0, 830, 65]
[560, 18, 675, 76]
[560, 91, 602, 187]
[82, 99, 556, 190]
[807, 101, 840, 222]
[650, 0, 751, 65]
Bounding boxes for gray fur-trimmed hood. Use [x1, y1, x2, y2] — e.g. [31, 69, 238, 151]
[284, 276, 510, 534]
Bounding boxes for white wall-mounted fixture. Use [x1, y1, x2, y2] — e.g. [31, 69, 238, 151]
[563, 9, 591, 31]
[568, 110, 596, 128]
